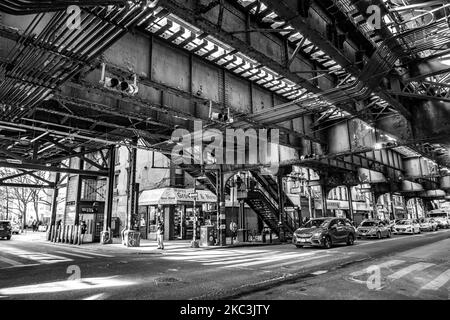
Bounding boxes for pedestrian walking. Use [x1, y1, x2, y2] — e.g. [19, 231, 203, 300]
[156, 219, 164, 250]
[79, 220, 87, 245]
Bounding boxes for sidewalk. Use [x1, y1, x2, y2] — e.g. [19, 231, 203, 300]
[14, 231, 286, 252]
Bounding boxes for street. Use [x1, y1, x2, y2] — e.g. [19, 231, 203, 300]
[1, 230, 450, 300]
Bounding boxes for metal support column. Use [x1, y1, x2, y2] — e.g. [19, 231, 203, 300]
[347, 185, 355, 222]
[123, 138, 140, 247]
[218, 166, 226, 246]
[101, 146, 115, 244]
[321, 184, 328, 217]
[128, 140, 137, 231]
[277, 173, 285, 241]
[48, 171, 60, 241]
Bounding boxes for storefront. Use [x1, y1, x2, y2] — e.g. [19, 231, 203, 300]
[139, 188, 217, 240]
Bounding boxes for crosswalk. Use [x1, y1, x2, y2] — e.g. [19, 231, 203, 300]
[0, 245, 114, 270]
[159, 248, 342, 270]
[348, 259, 450, 294]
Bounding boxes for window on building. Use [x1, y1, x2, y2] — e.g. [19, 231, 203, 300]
[115, 147, 120, 165]
[114, 173, 119, 189]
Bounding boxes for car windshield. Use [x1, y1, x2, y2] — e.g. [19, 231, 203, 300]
[0, 221, 11, 227]
[397, 220, 411, 225]
[360, 221, 377, 227]
[303, 219, 330, 229]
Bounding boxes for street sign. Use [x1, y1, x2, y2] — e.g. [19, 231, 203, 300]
[189, 193, 198, 198]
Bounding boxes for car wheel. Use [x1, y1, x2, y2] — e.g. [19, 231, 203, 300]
[387, 231, 391, 238]
[323, 236, 332, 249]
[346, 234, 354, 246]
[295, 245, 303, 248]
[377, 231, 382, 239]
[6, 236, 11, 240]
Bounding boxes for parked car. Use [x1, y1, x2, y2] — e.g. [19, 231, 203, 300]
[292, 217, 356, 249]
[11, 223, 20, 234]
[0, 220, 12, 240]
[357, 219, 391, 239]
[393, 219, 421, 234]
[419, 218, 438, 232]
[433, 217, 450, 229]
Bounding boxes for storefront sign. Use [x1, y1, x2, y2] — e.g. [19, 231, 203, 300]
[140, 188, 217, 205]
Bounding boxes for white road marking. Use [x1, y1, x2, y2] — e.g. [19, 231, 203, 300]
[1, 247, 72, 264]
[0, 256, 23, 266]
[83, 293, 107, 300]
[220, 252, 316, 268]
[420, 269, 450, 291]
[350, 260, 406, 277]
[263, 254, 331, 269]
[59, 248, 113, 258]
[54, 251, 94, 259]
[387, 262, 435, 281]
[311, 270, 328, 275]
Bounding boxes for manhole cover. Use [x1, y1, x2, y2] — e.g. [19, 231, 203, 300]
[155, 277, 181, 284]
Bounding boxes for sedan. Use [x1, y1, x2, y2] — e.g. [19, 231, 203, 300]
[357, 220, 391, 239]
[419, 218, 438, 232]
[394, 219, 421, 234]
[292, 217, 356, 249]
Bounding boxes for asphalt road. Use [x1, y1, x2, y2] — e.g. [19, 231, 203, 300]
[0, 229, 449, 300]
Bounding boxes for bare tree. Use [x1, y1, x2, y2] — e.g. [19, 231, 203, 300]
[0, 169, 51, 228]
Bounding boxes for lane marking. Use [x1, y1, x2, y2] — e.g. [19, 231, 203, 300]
[387, 262, 435, 281]
[0, 256, 24, 267]
[350, 260, 406, 277]
[420, 269, 450, 291]
[311, 270, 328, 275]
[83, 293, 107, 300]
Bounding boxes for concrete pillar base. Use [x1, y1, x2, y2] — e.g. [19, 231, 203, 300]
[123, 230, 141, 247]
[100, 230, 113, 245]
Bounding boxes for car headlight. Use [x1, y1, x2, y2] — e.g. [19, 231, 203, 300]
[312, 232, 322, 237]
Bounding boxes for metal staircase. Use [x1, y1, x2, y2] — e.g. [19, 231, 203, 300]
[181, 165, 297, 238]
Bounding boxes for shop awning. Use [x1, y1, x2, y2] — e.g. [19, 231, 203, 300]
[139, 188, 217, 205]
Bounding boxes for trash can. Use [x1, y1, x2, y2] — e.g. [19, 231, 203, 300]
[237, 229, 248, 242]
[200, 226, 215, 247]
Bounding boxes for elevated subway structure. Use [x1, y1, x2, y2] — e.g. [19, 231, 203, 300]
[0, 0, 450, 245]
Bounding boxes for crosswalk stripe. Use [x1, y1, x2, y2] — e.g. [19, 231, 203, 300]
[60, 248, 113, 258]
[265, 254, 332, 269]
[387, 262, 435, 281]
[196, 252, 276, 263]
[420, 269, 450, 291]
[1, 247, 72, 264]
[0, 256, 23, 266]
[203, 252, 298, 266]
[350, 260, 406, 277]
[220, 253, 311, 268]
[54, 251, 93, 259]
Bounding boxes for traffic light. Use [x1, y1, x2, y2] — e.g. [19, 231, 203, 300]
[100, 63, 139, 96]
